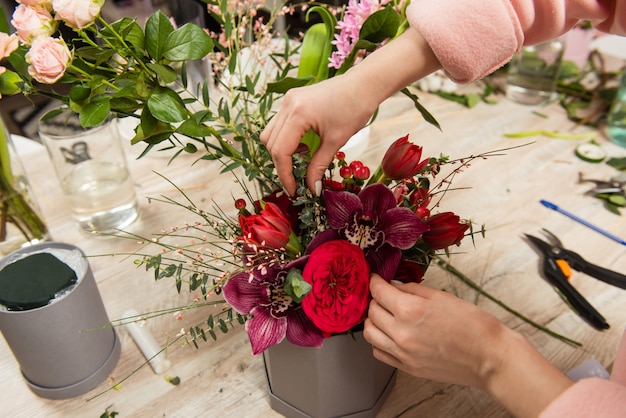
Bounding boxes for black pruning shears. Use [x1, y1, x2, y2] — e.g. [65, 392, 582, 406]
[525, 229, 626, 331]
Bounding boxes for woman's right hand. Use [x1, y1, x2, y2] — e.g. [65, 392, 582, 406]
[260, 73, 377, 196]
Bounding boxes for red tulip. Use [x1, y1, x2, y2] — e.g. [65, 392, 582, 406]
[422, 212, 469, 249]
[381, 134, 429, 180]
[239, 202, 292, 249]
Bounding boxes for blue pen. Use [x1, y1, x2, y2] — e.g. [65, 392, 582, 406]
[540, 199, 626, 246]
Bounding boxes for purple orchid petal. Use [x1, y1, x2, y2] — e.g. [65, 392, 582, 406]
[366, 245, 402, 282]
[379, 207, 429, 249]
[305, 229, 340, 255]
[323, 190, 362, 230]
[246, 306, 288, 355]
[359, 183, 397, 215]
[285, 308, 325, 348]
[222, 272, 268, 315]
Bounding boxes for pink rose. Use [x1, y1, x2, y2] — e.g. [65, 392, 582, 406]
[301, 240, 370, 334]
[52, 0, 103, 29]
[0, 33, 19, 58]
[26, 36, 71, 84]
[17, 0, 53, 11]
[11, 4, 57, 44]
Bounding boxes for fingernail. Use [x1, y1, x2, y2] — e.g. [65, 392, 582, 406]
[314, 180, 322, 197]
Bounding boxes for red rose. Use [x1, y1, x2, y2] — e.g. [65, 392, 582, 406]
[422, 212, 469, 250]
[239, 202, 292, 249]
[301, 240, 370, 334]
[381, 134, 429, 180]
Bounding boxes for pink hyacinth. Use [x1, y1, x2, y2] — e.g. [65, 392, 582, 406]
[329, 0, 387, 69]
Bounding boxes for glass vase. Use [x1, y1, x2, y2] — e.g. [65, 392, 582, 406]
[0, 116, 49, 256]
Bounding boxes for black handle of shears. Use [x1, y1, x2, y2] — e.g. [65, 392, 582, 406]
[544, 259, 610, 330]
[571, 257, 626, 290]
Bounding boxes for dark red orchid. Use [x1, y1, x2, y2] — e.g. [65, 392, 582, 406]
[308, 183, 428, 281]
[222, 258, 324, 355]
[422, 212, 469, 249]
[381, 134, 429, 180]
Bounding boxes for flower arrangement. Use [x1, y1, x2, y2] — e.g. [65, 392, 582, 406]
[126, 133, 477, 356]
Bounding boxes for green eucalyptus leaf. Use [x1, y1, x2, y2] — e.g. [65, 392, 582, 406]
[145, 11, 175, 60]
[163, 23, 214, 61]
[146, 63, 178, 84]
[147, 86, 188, 123]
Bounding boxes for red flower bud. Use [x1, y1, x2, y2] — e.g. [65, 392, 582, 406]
[422, 212, 469, 250]
[239, 202, 292, 249]
[394, 259, 426, 284]
[381, 134, 429, 180]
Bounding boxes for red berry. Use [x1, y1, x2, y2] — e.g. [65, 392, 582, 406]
[339, 166, 352, 178]
[353, 165, 370, 180]
[414, 206, 430, 220]
[349, 160, 363, 170]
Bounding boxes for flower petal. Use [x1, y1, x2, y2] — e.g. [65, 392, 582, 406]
[359, 183, 397, 215]
[285, 308, 325, 348]
[305, 229, 340, 255]
[323, 190, 362, 229]
[366, 245, 402, 282]
[222, 272, 267, 314]
[379, 207, 429, 249]
[246, 307, 288, 355]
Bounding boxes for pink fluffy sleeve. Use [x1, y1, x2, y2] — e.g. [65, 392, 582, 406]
[540, 329, 626, 417]
[405, 0, 626, 83]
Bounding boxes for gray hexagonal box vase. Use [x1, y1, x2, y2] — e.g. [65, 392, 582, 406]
[0, 242, 120, 399]
[263, 331, 397, 417]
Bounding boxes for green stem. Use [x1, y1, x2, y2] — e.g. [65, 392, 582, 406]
[434, 256, 582, 347]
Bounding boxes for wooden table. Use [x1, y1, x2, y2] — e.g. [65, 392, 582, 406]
[1, 87, 626, 417]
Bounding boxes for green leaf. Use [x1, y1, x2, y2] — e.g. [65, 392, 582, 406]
[146, 63, 178, 84]
[266, 76, 313, 94]
[145, 11, 175, 60]
[176, 118, 218, 138]
[147, 86, 189, 123]
[79, 99, 111, 128]
[163, 23, 214, 61]
[360, 5, 399, 44]
[401, 88, 441, 130]
[283, 268, 311, 303]
[69, 84, 91, 102]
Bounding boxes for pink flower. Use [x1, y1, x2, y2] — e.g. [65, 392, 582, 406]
[329, 0, 383, 69]
[52, 0, 103, 29]
[17, 0, 53, 11]
[0, 33, 19, 59]
[11, 4, 57, 44]
[26, 36, 71, 84]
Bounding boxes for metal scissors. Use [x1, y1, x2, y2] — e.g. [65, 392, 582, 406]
[525, 229, 626, 330]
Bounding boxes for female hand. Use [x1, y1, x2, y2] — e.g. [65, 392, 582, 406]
[363, 274, 573, 417]
[364, 273, 508, 390]
[260, 73, 377, 196]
